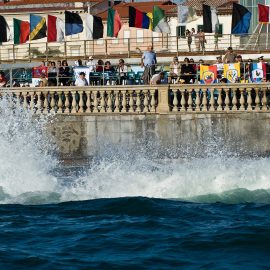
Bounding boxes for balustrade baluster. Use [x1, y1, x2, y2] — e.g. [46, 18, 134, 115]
[122, 91, 127, 113]
[187, 89, 193, 112]
[71, 92, 76, 113]
[93, 92, 98, 113]
[129, 91, 134, 112]
[51, 92, 56, 113]
[65, 92, 70, 113]
[217, 88, 222, 111]
[29, 92, 34, 113]
[255, 88, 260, 111]
[247, 88, 252, 111]
[107, 91, 113, 113]
[239, 89, 245, 111]
[225, 89, 230, 111]
[100, 91, 105, 113]
[195, 89, 200, 112]
[43, 93, 48, 114]
[202, 89, 207, 112]
[231, 88, 237, 111]
[115, 91, 120, 113]
[58, 92, 63, 114]
[172, 89, 178, 112]
[143, 91, 148, 112]
[180, 89, 185, 111]
[209, 88, 215, 112]
[86, 92, 91, 113]
[150, 89, 156, 113]
[261, 87, 267, 111]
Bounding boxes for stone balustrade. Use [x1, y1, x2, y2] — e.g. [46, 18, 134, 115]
[0, 83, 269, 114]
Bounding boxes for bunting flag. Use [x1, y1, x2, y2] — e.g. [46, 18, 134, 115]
[0, 15, 10, 43]
[13, 18, 30, 44]
[129, 6, 152, 30]
[203, 5, 219, 33]
[200, 65, 217, 84]
[251, 62, 267, 82]
[223, 63, 241, 82]
[178, 5, 198, 24]
[32, 66, 48, 78]
[107, 8, 122, 37]
[231, 3, 251, 34]
[47, 15, 64, 42]
[65, 11, 83, 36]
[153, 6, 170, 33]
[30, 14, 47, 41]
[85, 14, 104, 40]
[258, 4, 270, 23]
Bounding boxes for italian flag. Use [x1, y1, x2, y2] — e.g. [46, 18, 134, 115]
[107, 8, 122, 38]
[14, 18, 30, 44]
[153, 6, 170, 34]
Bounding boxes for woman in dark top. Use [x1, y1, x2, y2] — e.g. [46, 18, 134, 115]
[181, 57, 193, 84]
[59, 60, 70, 86]
[96, 59, 104, 72]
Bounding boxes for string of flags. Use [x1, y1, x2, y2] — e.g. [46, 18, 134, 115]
[0, 6, 171, 44]
[1, 2, 266, 45]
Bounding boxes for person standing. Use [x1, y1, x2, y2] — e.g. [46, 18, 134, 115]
[198, 29, 206, 52]
[223, 47, 237, 63]
[185, 29, 192, 52]
[141, 45, 157, 84]
[86, 56, 96, 72]
[75, 72, 88, 86]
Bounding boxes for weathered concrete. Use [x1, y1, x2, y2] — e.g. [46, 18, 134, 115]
[47, 113, 270, 158]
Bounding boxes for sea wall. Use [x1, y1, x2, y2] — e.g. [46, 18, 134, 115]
[48, 113, 270, 158]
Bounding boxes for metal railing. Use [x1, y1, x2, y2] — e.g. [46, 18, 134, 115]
[0, 33, 269, 63]
[1, 83, 269, 114]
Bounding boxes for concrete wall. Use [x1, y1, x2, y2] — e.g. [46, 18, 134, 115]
[48, 113, 270, 159]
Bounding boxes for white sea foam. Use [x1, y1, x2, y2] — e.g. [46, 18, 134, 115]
[1, 95, 270, 204]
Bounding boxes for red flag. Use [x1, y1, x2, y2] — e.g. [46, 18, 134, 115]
[258, 4, 270, 23]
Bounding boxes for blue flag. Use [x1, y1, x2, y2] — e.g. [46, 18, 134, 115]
[231, 3, 251, 34]
[65, 11, 83, 36]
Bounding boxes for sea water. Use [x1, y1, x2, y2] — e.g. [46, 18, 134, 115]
[0, 97, 270, 269]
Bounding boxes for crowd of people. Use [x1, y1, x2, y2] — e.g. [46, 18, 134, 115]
[0, 46, 269, 87]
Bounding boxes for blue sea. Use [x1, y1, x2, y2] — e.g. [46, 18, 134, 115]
[1, 98, 270, 269]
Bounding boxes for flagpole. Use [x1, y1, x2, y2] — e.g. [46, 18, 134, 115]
[267, 23, 269, 49]
[254, 23, 263, 50]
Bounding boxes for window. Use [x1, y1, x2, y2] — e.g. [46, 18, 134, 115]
[217, 24, 223, 36]
[123, 30, 130, 44]
[136, 29, 144, 43]
[176, 25, 186, 38]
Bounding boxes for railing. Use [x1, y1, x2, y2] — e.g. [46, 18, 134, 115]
[1, 84, 270, 114]
[0, 33, 269, 62]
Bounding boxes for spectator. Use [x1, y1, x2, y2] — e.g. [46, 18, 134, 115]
[214, 31, 220, 50]
[75, 72, 88, 86]
[189, 58, 197, 83]
[118, 59, 128, 85]
[75, 59, 83, 67]
[169, 56, 181, 83]
[186, 29, 192, 52]
[38, 73, 48, 87]
[59, 60, 70, 86]
[0, 71, 7, 87]
[96, 59, 104, 72]
[223, 47, 237, 63]
[150, 72, 168, 85]
[104, 61, 115, 72]
[141, 45, 157, 84]
[215, 56, 224, 80]
[48, 61, 57, 86]
[86, 56, 96, 72]
[198, 29, 206, 52]
[245, 58, 253, 81]
[236, 55, 244, 80]
[181, 57, 193, 83]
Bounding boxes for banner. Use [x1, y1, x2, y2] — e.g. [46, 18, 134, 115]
[251, 62, 266, 82]
[32, 66, 48, 78]
[223, 63, 240, 83]
[73, 67, 90, 85]
[200, 65, 217, 84]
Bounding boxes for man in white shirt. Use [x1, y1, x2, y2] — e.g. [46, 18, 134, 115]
[86, 56, 96, 72]
[75, 72, 88, 86]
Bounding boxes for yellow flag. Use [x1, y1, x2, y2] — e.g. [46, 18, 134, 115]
[224, 63, 240, 82]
